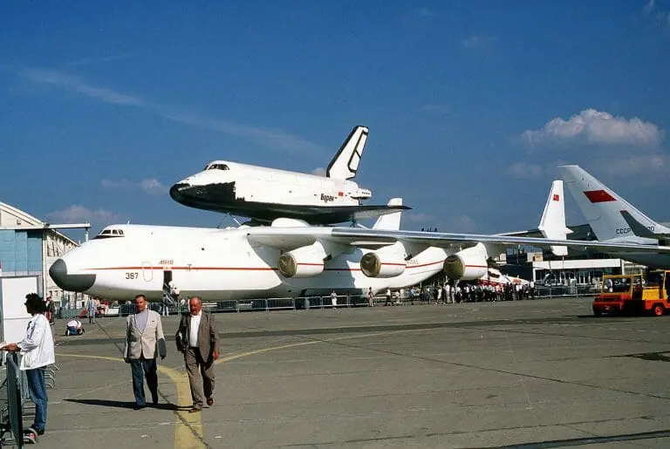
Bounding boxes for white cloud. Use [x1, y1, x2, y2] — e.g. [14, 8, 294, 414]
[311, 167, 326, 176]
[414, 7, 435, 18]
[420, 104, 451, 115]
[139, 178, 168, 195]
[23, 68, 144, 106]
[599, 153, 668, 177]
[445, 214, 477, 232]
[462, 35, 497, 49]
[47, 205, 120, 225]
[101, 178, 168, 195]
[21, 68, 322, 153]
[506, 162, 544, 179]
[405, 212, 436, 223]
[522, 109, 662, 147]
[643, 0, 670, 27]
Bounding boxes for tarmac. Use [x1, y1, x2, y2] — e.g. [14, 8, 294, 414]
[36, 298, 670, 448]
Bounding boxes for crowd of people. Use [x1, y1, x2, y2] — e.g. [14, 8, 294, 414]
[378, 281, 537, 306]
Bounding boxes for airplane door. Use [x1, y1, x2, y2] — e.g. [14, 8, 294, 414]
[163, 270, 172, 296]
[142, 261, 154, 282]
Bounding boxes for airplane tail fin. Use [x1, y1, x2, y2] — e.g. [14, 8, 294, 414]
[559, 165, 670, 241]
[326, 125, 368, 180]
[538, 180, 572, 256]
[372, 198, 403, 230]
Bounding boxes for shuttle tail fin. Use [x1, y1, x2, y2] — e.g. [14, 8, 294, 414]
[326, 125, 368, 180]
[538, 180, 572, 256]
[559, 165, 670, 241]
[372, 198, 403, 230]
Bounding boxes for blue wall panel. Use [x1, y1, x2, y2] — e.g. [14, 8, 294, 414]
[27, 231, 43, 273]
[0, 230, 43, 275]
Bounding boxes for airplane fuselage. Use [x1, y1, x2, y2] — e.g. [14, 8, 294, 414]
[50, 224, 447, 301]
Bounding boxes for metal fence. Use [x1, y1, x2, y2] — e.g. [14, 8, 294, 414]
[1, 353, 26, 447]
[64, 289, 595, 317]
[0, 353, 57, 447]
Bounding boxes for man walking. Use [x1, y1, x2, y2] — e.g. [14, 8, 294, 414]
[87, 297, 97, 324]
[176, 297, 220, 412]
[2, 293, 55, 436]
[124, 294, 166, 410]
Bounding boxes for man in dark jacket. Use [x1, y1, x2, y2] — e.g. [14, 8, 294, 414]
[175, 297, 220, 412]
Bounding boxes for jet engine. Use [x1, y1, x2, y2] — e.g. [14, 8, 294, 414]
[278, 242, 327, 278]
[360, 244, 407, 278]
[443, 243, 488, 281]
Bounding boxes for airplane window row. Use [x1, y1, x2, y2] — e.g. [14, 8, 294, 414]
[205, 163, 230, 170]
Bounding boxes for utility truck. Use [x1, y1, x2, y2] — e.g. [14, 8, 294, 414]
[593, 270, 670, 316]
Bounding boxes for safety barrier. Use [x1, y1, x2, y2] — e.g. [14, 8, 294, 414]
[55, 289, 597, 318]
[1, 353, 25, 447]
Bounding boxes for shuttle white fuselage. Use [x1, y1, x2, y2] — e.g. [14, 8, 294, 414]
[169, 126, 406, 224]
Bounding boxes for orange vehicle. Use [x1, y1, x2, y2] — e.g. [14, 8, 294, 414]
[593, 270, 670, 316]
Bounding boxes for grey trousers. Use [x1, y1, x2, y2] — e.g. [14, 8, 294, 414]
[184, 347, 215, 407]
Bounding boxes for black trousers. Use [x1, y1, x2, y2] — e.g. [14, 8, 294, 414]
[130, 357, 158, 406]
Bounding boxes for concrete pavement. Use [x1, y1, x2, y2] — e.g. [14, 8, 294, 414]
[37, 298, 670, 448]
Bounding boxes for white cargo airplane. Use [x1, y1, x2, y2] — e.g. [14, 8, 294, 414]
[559, 165, 670, 268]
[49, 197, 670, 301]
[169, 125, 407, 224]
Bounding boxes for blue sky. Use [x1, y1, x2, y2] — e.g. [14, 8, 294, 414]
[1, 0, 669, 240]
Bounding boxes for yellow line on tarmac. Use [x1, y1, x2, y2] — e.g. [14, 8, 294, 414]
[215, 340, 322, 365]
[58, 352, 206, 448]
[58, 329, 418, 448]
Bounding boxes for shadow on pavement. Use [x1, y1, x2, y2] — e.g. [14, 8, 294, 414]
[65, 398, 181, 411]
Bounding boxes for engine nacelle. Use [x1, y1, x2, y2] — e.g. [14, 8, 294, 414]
[360, 244, 407, 278]
[443, 243, 488, 281]
[278, 242, 327, 278]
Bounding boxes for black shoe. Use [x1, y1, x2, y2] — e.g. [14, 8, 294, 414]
[35, 429, 45, 436]
[134, 404, 146, 410]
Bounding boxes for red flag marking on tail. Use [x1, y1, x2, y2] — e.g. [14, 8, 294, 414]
[552, 194, 560, 201]
[584, 190, 616, 203]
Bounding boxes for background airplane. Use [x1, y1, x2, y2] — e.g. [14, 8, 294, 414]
[559, 164, 670, 268]
[169, 125, 408, 224]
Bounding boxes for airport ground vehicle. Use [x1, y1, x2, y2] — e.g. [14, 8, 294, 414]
[592, 271, 670, 316]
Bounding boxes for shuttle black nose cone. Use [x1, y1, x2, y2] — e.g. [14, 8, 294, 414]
[49, 259, 96, 292]
[169, 183, 190, 202]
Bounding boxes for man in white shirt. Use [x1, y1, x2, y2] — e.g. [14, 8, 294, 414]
[2, 293, 55, 436]
[176, 297, 220, 412]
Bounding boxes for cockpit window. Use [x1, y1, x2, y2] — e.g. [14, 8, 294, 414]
[93, 228, 125, 239]
[206, 163, 229, 171]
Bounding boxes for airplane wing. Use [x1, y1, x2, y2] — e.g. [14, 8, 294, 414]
[246, 226, 670, 254]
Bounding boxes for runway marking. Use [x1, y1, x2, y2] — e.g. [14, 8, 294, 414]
[57, 352, 207, 449]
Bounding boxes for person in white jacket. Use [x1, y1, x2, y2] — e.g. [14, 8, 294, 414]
[2, 293, 55, 436]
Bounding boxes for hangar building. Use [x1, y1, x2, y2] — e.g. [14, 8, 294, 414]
[0, 201, 89, 302]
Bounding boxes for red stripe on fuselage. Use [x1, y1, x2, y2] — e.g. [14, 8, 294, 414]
[84, 260, 447, 272]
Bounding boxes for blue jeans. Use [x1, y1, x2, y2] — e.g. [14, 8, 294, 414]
[130, 358, 158, 406]
[25, 368, 48, 432]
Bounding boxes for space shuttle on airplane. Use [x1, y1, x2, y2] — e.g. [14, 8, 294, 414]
[169, 125, 408, 224]
[559, 164, 670, 268]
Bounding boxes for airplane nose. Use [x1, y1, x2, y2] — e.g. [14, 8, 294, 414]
[49, 259, 96, 292]
[169, 183, 190, 201]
